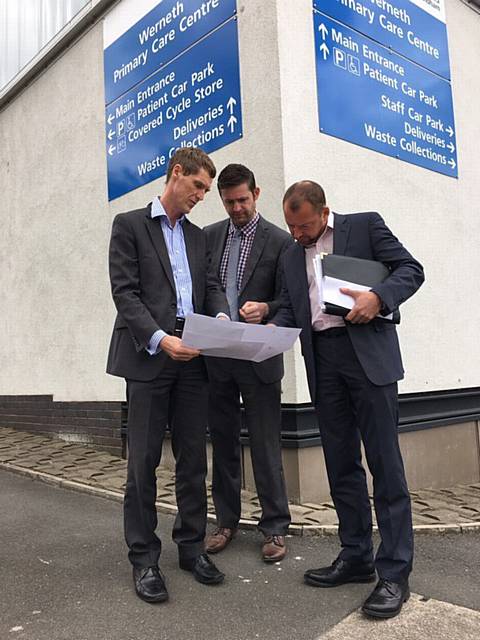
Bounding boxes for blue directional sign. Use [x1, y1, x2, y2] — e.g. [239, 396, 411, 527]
[106, 18, 242, 200]
[314, 0, 450, 80]
[313, 11, 457, 178]
[104, 0, 237, 104]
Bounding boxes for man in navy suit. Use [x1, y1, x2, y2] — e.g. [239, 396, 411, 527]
[272, 181, 424, 618]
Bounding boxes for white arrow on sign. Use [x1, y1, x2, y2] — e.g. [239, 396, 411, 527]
[107, 129, 115, 141]
[227, 115, 237, 133]
[320, 43, 330, 60]
[227, 96, 237, 114]
[446, 125, 454, 138]
[447, 141, 455, 153]
[107, 113, 115, 125]
[448, 158, 456, 170]
[318, 23, 328, 40]
[108, 144, 116, 156]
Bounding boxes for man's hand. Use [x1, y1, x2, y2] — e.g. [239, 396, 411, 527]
[341, 289, 382, 324]
[160, 335, 200, 361]
[239, 301, 269, 324]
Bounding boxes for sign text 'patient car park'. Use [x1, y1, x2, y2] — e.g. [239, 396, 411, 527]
[103, 0, 242, 200]
[313, 0, 458, 178]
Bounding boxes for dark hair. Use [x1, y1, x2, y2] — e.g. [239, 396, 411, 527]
[283, 181, 326, 212]
[166, 148, 216, 182]
[217, 163, 256, 193]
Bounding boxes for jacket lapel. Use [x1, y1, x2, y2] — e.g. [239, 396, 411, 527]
[289, 242, 311, 327]
[182, 219, 199, 307]
[214, 221, 230, 273]
[144, 209, 176, 292]
[333, 213, 350, 255]
[239, 218, 267, 295]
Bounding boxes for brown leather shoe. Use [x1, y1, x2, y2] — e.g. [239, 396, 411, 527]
[205, 527, 237, 554]
[262, 535, 287, 562]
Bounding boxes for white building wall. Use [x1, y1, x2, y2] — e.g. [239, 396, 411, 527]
[0, 0, 479, 403]
[276, 0, 480, 394]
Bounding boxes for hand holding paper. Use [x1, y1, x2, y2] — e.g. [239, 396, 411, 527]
[314, 253, 399, 324]
[160, 335, 200, 361]
[340, 288, 382, 324]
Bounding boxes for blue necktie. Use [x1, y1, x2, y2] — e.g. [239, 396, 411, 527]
[225, 229, 242, 321]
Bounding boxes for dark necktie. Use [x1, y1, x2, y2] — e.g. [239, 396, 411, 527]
[225, 229, 242, 321]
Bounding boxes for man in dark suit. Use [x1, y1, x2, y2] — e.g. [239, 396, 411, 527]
[107, 148, 230, 604]
[203, 164, 292, 562]
[271, 181, 424, 618]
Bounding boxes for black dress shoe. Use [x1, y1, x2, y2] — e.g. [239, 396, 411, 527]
[179, 553, 225, 585]
[362, 579, 410, 618]
[304, 558, 376, 588]
[133, 566, 168, 603]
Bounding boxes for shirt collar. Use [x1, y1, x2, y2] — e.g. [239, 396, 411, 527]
[151, 197, 186, 226]
[304, 211, 335, 250]
[317, 211, 335, 241]
[228, 211, 260, 237]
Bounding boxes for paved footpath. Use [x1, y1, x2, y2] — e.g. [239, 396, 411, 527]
[1, 426, 480, 534]
[1, 469, 480, 640]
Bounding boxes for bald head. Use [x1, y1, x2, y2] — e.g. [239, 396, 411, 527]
[283, 181, 326, 212]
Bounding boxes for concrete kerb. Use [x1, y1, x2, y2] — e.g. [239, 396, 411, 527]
[2, 460, 480, 536]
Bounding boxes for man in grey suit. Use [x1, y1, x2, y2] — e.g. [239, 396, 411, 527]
[272, 181, 424, 618]
[107, 148, 229, 604]
[203, 164, 292, 562]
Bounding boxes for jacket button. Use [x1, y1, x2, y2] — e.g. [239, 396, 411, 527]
[170, 302, 176, 309]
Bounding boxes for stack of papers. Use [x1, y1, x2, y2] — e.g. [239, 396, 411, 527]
[181, 314, 301, 362]
[313, 254, 398, 323]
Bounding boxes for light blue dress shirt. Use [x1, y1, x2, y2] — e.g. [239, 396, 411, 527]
[146, 198, 194, 355]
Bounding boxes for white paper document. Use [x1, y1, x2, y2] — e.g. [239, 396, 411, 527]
[181, 314, 301, 362]
[322, 275, 371, 310]
[316, 272, 393, 321]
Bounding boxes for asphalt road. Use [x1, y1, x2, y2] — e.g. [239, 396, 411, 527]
[1, 470, 479, 640]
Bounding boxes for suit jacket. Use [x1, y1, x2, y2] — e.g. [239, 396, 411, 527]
[203, 215, 293, 384]
[272, 212, 425, 402]
[106, 204, 229, 381]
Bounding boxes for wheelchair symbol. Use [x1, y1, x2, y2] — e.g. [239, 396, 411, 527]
[348, 55, 360, 76]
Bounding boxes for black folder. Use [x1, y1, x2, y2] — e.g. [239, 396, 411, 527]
[321, 254, 400, 324]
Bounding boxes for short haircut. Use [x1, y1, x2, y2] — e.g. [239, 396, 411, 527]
[166, 148, 216, 182]
[283, 181, 326, 212]
[217, 163, 256, 193]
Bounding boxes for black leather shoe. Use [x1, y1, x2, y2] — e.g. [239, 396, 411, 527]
[304, 558, 376, 588]
[133, 566, 168, 603]
[179, 553, 225, 585]
[362, 579, 410, 618]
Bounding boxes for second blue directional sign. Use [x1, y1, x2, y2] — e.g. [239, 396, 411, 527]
[106, 17, 242, 200]
[313, 11, 457, 178]
[314, 0, 451, 80]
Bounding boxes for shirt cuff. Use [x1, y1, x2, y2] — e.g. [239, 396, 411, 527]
[216, 312, 230, 320]
[146, 329, 167, 355]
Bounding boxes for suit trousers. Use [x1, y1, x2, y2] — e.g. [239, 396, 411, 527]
[124, 357, 208, 569]
[208, 359, 291, 535]
[313, 330, 413, 583]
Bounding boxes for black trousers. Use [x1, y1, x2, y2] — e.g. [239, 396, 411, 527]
[124, 357, 208, 569]
[208, 359, 291, 535]
[313, 331, 413, 583]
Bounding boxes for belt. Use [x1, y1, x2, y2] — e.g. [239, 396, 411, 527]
[171, 317, 185, 338]
[313, 327, 348, 339]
